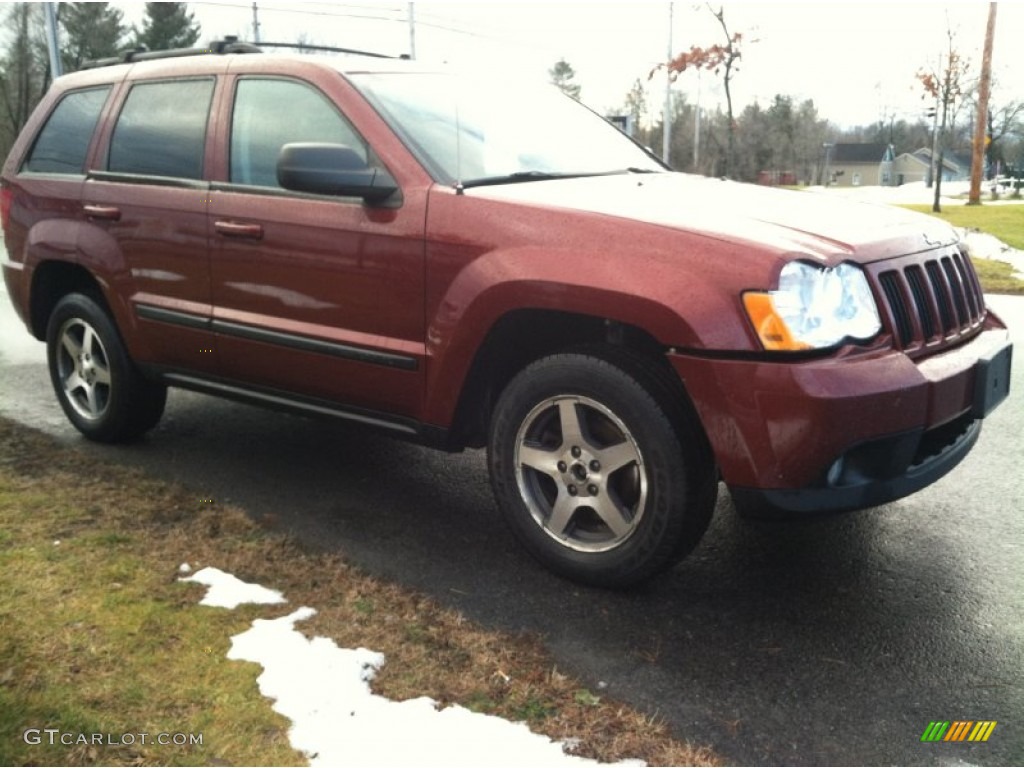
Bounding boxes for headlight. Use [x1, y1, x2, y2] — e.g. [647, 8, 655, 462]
[743, 261, 881, 351]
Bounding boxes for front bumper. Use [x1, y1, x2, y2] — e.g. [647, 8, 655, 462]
[669, 327, 1012, 517]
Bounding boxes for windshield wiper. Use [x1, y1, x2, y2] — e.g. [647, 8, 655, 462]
[458, 168, 663, 190]
[459, 171, 602, 189]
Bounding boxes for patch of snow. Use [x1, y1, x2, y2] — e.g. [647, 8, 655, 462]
[805, 180, 1024, 208]
[804, 182, 1024, 280]
[960, 229, 1024, 280]
[228, 607, 642, 767]
[180, 566, 286, 608]
[178, 562, 192, 574]
[188, 567, 643, 767]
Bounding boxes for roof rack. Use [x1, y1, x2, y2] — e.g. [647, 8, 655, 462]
[81, 36, 259, 69]
[81, 36, 406, 70]
[257, 41, 409, 60]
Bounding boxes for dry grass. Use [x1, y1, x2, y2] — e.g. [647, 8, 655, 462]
[0, 417, 718, 767]
[970, 258, 1024, 296]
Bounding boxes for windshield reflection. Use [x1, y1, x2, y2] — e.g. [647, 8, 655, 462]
[350, 72, 664, 186]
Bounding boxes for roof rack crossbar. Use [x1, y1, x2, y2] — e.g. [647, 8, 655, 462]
[81, 37, 260, 70]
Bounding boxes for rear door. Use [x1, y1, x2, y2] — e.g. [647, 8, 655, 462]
[82, 75, 219, 374]
[207, 72, 427, 423]
[3, 85, 113, 321]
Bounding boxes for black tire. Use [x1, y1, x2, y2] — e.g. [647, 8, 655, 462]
[488, 350, 716, 588]
[45, 292, 166, 443]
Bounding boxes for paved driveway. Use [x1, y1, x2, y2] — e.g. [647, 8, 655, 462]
[1, 275, 1020, 765]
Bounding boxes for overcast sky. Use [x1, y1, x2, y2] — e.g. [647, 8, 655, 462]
[117, 1, 1022, 128]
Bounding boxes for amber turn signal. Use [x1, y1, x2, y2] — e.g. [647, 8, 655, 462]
[742, 293, 813, 352]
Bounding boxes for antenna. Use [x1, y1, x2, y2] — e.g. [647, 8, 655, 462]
[454, 95, 464, 194]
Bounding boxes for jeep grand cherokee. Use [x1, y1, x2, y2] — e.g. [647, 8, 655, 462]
[1, 41, 1012, 586]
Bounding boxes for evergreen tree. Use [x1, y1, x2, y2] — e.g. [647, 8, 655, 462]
[0, 3, 50, 153]
[59, 2, 126, 71]
[549, 59, 581, 101]
[135, 2, 201, 51]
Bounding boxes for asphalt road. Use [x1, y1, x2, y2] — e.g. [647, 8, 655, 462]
[1, 278, 1021, 766]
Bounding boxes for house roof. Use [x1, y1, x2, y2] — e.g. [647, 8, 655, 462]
[897, 152, 931, 169]
[911, 147, 971, 172]
[831, 143, 891, 163]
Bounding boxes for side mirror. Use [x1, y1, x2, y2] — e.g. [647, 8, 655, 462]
[276, 143, 400, 205]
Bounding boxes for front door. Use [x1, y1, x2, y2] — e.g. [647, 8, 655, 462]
[208, 75, 426, 423]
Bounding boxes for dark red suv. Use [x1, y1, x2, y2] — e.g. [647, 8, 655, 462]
[1, 42, 1012, 586]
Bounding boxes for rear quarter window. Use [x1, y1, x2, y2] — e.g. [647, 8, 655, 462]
[108, 79, 215, 179]
[22, 86, 112, 174]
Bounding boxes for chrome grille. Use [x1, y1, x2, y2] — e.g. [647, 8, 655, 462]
[871, 246, 986, 354]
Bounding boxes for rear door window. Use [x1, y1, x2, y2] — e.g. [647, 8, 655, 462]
[23, 86, 111, 174]
[108, 79, 215, 179]
[230, 78, 368, 188]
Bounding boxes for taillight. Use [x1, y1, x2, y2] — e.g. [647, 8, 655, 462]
[0, 185, 12, 231]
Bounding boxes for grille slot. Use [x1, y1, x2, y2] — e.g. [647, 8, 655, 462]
[905, 266, 936, 340]
[926, 260, 955, 333]
[879, 272, 913, 347]
[871, 247, 986, 353]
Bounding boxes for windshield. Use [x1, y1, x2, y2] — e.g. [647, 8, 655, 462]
[349, 72, 664, 186]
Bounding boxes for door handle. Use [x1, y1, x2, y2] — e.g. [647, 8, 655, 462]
[83, 204, 121, 221]
[215, 220, 264, 240]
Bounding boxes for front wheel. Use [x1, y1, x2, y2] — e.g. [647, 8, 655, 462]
[488, 351, 716, 588]
[46, 292, 166, 443]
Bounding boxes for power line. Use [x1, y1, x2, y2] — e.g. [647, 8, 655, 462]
[191, 0, 528, 43]
[192, 1, 404, 24]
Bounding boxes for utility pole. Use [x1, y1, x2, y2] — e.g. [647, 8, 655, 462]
[251, 2, 261, 43]
[663, 2, 673, 165]
[926, 100, 938, 186]
[968, 2, 997, 205]
[43, 2, 61, 80]
[927, 56, 941, 189]
[693, 70, 701, 172]
[408, 3, 416, 60]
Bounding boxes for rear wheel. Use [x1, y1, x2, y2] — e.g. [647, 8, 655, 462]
[488, 351, 716, 587]
[46, 293, 166, 442]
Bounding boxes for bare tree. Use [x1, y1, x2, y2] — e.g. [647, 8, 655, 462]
[917, 24, 972, 212]
[653, 4, 744, 178]
[983, 98, 1024, 178]
[622, 78, 649, 139]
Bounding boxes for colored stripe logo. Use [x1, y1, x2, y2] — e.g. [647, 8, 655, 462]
[921, 721, 997, 742]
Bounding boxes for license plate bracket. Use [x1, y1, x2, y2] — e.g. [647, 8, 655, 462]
[972, 342, 1013, 419]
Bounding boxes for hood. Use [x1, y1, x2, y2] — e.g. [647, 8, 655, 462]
[466, 173, 958, 265]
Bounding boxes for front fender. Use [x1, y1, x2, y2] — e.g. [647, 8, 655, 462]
[421, 243, 752, 426]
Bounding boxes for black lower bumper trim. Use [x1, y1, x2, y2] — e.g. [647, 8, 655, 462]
[730, 417, 982, 519]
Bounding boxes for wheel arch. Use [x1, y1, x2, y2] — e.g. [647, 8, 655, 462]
[28, 260, 109, 340]
[443, 307, 710, 455]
